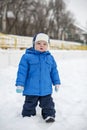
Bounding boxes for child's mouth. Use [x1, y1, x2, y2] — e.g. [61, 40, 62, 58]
[40, 48, 43, 50]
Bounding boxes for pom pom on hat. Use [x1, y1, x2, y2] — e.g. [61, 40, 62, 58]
[33, 33, 50, 47]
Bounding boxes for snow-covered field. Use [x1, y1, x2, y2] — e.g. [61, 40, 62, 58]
[0, 49, 87, 130]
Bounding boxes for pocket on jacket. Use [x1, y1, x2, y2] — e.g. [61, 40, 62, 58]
[28, 58, 39, 75]
[29, 58, 39, 64]
[45, 59, 53, 72]
[46, 59, 53, 65]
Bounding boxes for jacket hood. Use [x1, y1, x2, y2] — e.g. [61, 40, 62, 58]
[25, 47, 50, 55]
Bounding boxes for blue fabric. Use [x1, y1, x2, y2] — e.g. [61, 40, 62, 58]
[16, 86, 23, 93]
[16, 48, 61, 96]
[16, 88, 23, 93]
[55, 86, 58, 92]
[22, 95, 55, 118]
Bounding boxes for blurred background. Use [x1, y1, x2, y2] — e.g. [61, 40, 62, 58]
[0, 1, 87, 129]
[0, 0, 87, 49]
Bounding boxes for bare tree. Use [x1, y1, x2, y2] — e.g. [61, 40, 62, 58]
[48, 0, 66, 39]
[0, 0, 77, 41]
[0, 0, 13, 33]
[6, 0, 48, 36]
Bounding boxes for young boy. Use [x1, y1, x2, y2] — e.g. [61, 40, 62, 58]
[15, 33, 61, 123]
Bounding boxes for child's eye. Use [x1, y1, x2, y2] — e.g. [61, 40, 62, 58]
[43, 43, 47, 45]
[37, 42, 41, 45]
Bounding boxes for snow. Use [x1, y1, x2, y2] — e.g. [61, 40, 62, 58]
[0, 49, 87, 130]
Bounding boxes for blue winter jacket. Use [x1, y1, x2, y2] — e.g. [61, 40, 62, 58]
[16, 48, 61, 96]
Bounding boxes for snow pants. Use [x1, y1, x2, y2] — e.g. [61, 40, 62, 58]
[22, 94, 56, 119]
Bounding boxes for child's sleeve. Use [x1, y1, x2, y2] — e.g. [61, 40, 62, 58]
[15, 54, 29, 87]
[50, 57, 61, 85]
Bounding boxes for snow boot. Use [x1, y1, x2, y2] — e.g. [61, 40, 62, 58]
[45, 116, 55, 123]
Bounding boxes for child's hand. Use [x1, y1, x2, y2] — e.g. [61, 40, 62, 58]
[55, 85, 60, 92]
[16, 86, 24, 93]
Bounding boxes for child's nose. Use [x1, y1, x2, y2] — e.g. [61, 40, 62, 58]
[40, 43, 43, 46]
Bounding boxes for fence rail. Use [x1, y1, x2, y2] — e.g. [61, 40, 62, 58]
[0, 33, 87, 50]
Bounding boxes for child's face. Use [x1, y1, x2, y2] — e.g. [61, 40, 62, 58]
[35, 40, 48, 52]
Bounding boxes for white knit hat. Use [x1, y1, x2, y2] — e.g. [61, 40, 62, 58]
[33, 33, 50, 47]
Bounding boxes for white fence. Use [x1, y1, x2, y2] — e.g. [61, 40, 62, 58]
[0, 33, 87, 50]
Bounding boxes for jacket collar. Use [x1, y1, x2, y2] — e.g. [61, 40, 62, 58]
[25, 47, 50, 55]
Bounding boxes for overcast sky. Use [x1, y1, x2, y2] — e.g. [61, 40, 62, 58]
[65, 0, 87, 28]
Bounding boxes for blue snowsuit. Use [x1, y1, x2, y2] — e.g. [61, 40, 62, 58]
[16, 48, 61, 118]
[16, 48, 61, 96]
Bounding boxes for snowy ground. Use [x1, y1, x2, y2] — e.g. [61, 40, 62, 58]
[0, 49, 87, 130]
